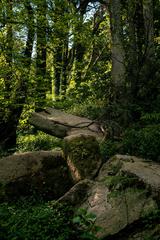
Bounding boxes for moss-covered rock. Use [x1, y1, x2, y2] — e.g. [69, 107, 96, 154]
[57, 154, 160, 238]
[63, 133, 102, 182]
[0, 151, 73, 202]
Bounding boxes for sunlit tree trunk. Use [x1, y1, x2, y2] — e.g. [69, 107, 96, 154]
[52, 0, 72, 99]
[54, 44, 63, 98]
[61, 40, 69, 96]
[74, 14, 86, 89]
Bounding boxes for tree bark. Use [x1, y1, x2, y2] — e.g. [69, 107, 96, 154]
[142, 0, 155, 59]
[54, 44, 63, 98]
[4, 0, 13, 100]
[127, 0, 139, 101]
[35, 0, 47, 109]
[109, 0, 126, 102]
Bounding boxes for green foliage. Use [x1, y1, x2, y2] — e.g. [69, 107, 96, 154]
[122, 124, 160, 161]
[143, 209, 160, 229]
[0, 199, 100, 240]
[142, 210, 160, 240]
[73, 208, 101, 240]
[104, 175, 138, 190]
[144, 236, 160, 240]
[141, 112, 160, 125]
[16, 131, 62, 152]
[52, 97, 107, 121]
[68, 99, 107, 120]
[0, 200, 73, 240]
[100, 140, 120, 161]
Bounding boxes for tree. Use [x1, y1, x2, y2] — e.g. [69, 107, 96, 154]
[35, 0, 48, 109]
[0, 0, 159, 153]
[0, 0, 34, 151]
[109, 0, 125, 103]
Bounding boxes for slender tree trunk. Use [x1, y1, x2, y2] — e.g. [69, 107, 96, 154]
[0, 0, 15, 151]
[134, 0, 145, 65]
[35, 0, 47, 109]
[74, 42, 86, 88]
[109, 0, 125, 102]
[61, 40, 69, 96]
[74, 13, 86, 89]
[142, 0, 155, 59]
[127, 0, 139, 101]
[53, 0, 70, 99]
[54, 44, 63, 98]
[4, 0, 13, 100]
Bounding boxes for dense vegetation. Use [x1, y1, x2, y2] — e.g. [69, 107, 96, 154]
[0, 198, 100, 240]
[0, 0, 160, 239]
[0, 0, 160, 161]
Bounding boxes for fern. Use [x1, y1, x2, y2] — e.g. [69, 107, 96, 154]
[141, 112, 160, 124]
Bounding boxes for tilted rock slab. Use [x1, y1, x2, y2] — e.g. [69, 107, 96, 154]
[29, 107, 103, 139]
[0, 151, 73, 201]
[58, 155, 160, 238]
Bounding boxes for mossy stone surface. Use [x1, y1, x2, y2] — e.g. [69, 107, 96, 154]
[0, 150, 74, 202]
[63, 134, 102, 182]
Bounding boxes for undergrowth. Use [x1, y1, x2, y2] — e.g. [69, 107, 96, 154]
[0, 198, 100, 240]
[16, 131, 62, 152]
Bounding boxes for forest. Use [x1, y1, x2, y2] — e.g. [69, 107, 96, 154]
[0, 0, 160, 239]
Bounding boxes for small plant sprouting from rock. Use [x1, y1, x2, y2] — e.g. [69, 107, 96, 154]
[73, 208, 102, 239]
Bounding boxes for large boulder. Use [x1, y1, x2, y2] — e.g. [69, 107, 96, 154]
[58, 155, 160, 238]
[0, 150, 73, 201]
[63, 133, 102, 183]
[29, 108, 103, 139]
[58, 179, 94, 207]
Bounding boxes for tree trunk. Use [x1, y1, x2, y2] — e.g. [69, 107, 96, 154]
[109, 0, 125, 103]
[0, 1, 34, 152]
[53, 1, 70, 99]
[35, 0, 47, 109]
[127, 0, 139, 101]
[61, 41, 69, 97]
[74, 14, 86, 89]
[4, 0, 13, 100]
[143, 0, 155, 59]
[54, 44, 63, 98]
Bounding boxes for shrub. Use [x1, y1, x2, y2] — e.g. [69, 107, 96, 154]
[17, 131, 62, 152]
[100, 140, 120, 162]
[0, 199, 99, 240]
[122, 124, 160, 161]
[0, 200, 73, 240]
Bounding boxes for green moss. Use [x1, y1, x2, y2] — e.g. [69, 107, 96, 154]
[65, 136, 99, 160]
[108, 186, 150, 202]
[63, 134, 102, 182]
[105, 160, 123, 176]
[104, 175, 139, 190]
